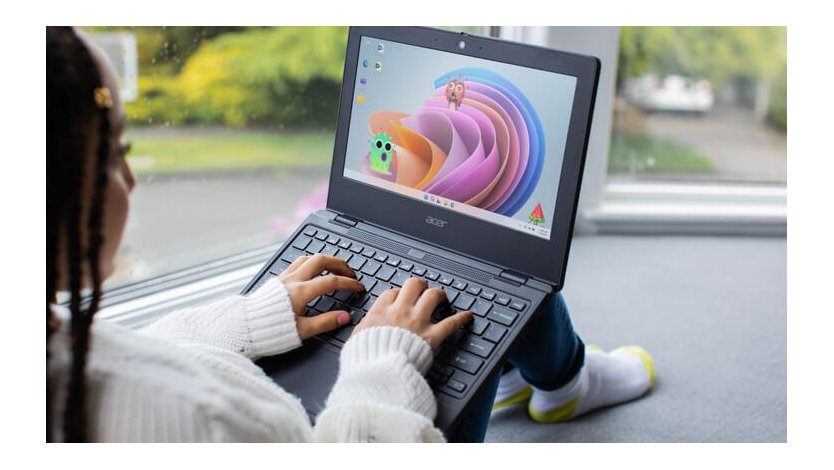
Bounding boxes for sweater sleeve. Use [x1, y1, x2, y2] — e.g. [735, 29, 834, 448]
[313, 326, 445, 442]
[139, 277, 302, 359]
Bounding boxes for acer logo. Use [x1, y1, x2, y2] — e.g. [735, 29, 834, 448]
[425, 216, 448, 228]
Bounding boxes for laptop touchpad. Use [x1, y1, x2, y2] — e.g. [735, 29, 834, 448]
[255, 340, 340, 417]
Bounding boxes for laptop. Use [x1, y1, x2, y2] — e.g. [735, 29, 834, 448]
[242, 26, 600, 437]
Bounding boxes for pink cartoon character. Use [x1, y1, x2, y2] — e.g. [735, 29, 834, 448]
[446, 78, 465, 110]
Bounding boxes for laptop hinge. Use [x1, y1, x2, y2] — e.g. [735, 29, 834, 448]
[498, 269, 529, 286]
[333, 214, 360, 228]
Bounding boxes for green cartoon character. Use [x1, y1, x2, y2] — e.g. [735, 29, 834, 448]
[370, 133, 395, 174]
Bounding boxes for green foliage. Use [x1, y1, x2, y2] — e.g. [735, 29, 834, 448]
[124, 27, 348, 128]
[608, 130, 713, 174]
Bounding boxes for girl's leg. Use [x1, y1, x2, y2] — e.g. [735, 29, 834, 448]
[447, 293, 581, 442]
[506, 292, 585, 391]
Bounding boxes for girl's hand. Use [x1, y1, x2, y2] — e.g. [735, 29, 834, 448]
[353, 277, 473, 350]
[278, 254, 365, 340]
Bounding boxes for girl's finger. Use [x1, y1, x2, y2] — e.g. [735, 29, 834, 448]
[294, 253, 354, 280]
[300, 274, 364, 300]
[296, 310, 351, 340]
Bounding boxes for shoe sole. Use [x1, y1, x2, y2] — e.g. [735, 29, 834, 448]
[527, 345, 655, 423]
[492, 386, 532, 410]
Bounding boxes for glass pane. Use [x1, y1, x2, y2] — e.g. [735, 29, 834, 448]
[610, 27, 786, 184]
[86, 27, 345, 288]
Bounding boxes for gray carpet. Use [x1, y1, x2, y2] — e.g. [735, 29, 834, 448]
[485, 235, 787, 442]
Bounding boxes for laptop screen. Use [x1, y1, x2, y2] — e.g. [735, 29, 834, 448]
[342, 35, 577, 241]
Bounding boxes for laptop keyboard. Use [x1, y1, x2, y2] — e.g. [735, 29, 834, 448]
[258, 225, 528, 398]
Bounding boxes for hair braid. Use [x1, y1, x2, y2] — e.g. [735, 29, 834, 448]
[46, 26, 111, 443]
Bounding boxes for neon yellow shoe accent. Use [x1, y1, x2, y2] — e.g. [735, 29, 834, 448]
[586, 344, 605, 353]
[492, 386, 532, 410]
[614, 345, 655, 387]
[528, 396, 580, 423]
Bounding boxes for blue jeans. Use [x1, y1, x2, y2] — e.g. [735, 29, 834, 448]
[446, 292, 584, 442]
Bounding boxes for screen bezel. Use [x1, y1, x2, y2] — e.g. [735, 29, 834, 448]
[327, 26, 600, 286]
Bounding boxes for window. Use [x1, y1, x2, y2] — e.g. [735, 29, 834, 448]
[86, 27, 347, 289]
[610, 27, 786, 184]
[88, 27, 492, 291]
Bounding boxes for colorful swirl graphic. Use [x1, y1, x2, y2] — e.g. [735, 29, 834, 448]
[361, 67, 545, 217]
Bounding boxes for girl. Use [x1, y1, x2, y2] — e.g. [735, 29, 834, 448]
[46, 26, 654, 443]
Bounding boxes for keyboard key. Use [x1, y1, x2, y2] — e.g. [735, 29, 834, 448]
[510, 300, 526, 311]
[370, 282, 389, 296]
[359, 276, 377, 292]
[303, 227, 317, 237]
[471, 300, 492, 317]
[268, 261, 291, 275]
[446, 379, 467, 393]
[470, 317, 489, 335]
[483, 324, 507, 343]
[361, 261, 381, 276]
[488, 309, 517, 326]
[374, 253, 389, 263]
[466, 286, 482, 296]
[431, 363, 455, 377]
[439, 348, 483, 375]
[400, 262, 413, 272]
[362, 247, 376, 258]
[439, 275, 454, 286]
[495, 295, 511, 306]
[292, 236, 311, 251]
[391, 271, 410, 287]
[480, 291, 496, 301]
[452, 280, 468, 291]
[334, 249, 352, 262]
[321, 245, 338, 256]
[280, 248, 305, 264]
[314, 231, 328, 241]
[349, 244, 364, 254]
[349, 309, 365, 325]
[460, 335, 495, 358]
[332, 325, 353, 342]
[425, 271, 440, 281]
[443, 287, 459, 305]
[427, 370, 449, 385]
[453, 294, 476, 311]
[316, 297, 336, 312]
[412, 266, 426, 276]
[361, 294, 376, 311]
[307, 296, 321, 309]
[348, 256, 366, 271]
[376, 266, 395, 282]
[327, 236, 340, 245]
[334, 289, 354, 303]
[338, 240, 351, 249]
[307, 240, 325, 254]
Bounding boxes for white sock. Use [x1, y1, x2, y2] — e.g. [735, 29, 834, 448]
[528, 345, 654, 422]
[492, 368, 531, 409]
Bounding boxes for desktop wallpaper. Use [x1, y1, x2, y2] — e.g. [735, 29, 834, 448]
[343, 36, 577, 238]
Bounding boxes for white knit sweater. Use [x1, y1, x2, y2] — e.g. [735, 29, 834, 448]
[47, 278, 445, 442]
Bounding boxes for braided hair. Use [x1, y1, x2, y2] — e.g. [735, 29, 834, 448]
[47, 26, 112, 443]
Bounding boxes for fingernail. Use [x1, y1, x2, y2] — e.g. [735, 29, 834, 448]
[337, 312, 350, 326]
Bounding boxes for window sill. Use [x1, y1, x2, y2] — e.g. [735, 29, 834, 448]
[97, 244, 279, 329]
[583, 182, 787, 236]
